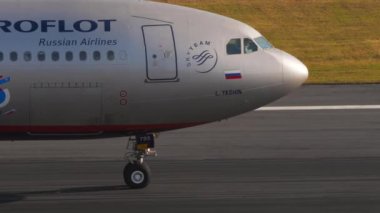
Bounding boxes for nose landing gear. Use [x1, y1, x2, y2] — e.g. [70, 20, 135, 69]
[123, 161, 151, 188]
[124, 134, 157, 189]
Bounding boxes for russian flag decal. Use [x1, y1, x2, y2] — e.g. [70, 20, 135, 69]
[225, 71, 242, 80]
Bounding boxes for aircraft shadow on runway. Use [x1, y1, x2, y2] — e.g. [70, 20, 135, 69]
[0, 185, 129, 204]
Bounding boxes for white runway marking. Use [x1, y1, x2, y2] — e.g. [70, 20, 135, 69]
[258, 105, 380, 111]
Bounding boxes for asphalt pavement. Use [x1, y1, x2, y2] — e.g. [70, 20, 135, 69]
[0, 84, 379, 213]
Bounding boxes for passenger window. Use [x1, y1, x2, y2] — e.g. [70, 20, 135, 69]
[10, 52, 18, 62]
[80, 51, 87, 61]
[24, 51, 32, 62]
[227, 38, 241, 55]
[38, 51, 45, 61]
[107, 51, 115, 61]
[52, 51, 59, 61]
[66, 51, 73, 61]
[244, 38, 258, 54]
[93, 51, 101, 61]
[0, 52, 4, 62]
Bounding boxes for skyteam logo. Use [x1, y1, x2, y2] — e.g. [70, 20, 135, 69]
[186, 41, 218, 73]
[0, 76, 11, 108]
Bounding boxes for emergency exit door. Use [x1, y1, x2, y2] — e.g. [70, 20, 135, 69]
[142, 25, 178, 82]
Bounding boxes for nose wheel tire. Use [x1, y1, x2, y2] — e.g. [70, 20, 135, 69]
[123, 162, 151, 189]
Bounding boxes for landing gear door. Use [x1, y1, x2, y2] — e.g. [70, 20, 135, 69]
[142, 25, 178, 82]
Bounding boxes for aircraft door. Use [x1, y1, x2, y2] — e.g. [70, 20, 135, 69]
[142, 25, 178, 82]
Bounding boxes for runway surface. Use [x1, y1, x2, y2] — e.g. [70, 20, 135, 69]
[0, 84, 379, 212]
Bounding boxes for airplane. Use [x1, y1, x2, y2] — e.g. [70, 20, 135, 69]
[0, 0, 308, 188]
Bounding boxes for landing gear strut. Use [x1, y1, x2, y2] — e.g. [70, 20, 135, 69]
[124, 134, 157, 188]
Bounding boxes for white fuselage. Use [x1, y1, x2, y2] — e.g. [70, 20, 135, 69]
[0, 0, 308, 138]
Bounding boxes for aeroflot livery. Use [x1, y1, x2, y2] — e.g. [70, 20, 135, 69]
[0, 0, 308, 188]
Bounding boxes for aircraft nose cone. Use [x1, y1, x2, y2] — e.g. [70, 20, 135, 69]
[283, 52, 309, 88]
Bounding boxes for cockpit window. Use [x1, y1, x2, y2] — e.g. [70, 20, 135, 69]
[244, 38, 258, 54]
[226, 38, 241, 55]
[254, 36, 273, 49]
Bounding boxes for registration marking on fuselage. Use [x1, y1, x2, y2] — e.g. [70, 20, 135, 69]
[258, 105, 380, 111]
